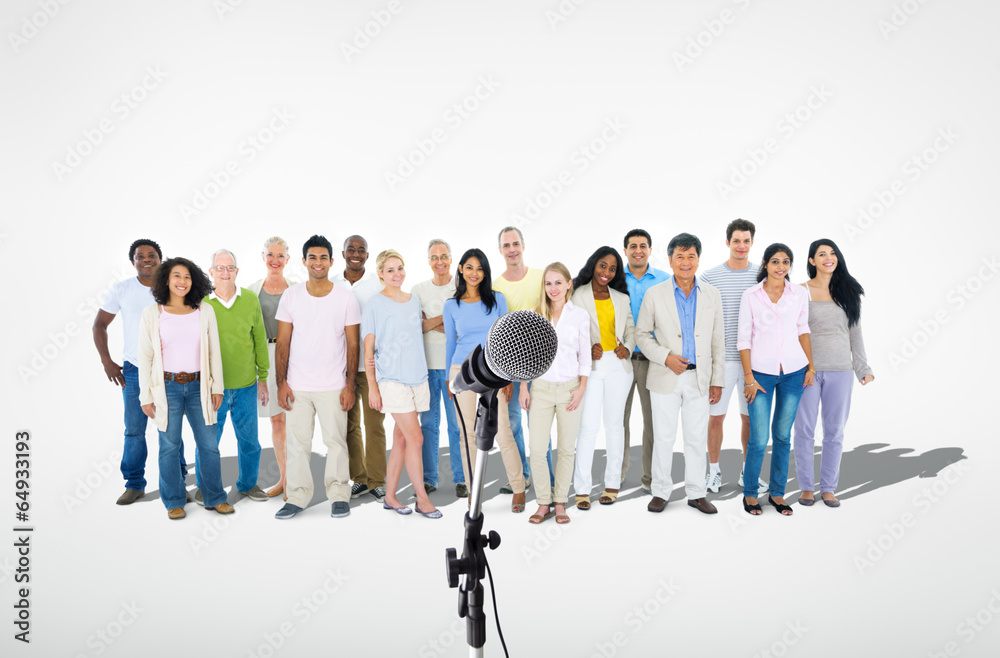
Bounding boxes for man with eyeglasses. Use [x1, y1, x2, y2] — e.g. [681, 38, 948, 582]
[194, 248, 271, 504]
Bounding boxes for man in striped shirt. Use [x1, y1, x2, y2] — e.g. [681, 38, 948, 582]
[700, 219, 767, 494]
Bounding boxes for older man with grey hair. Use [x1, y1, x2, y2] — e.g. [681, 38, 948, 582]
[194, 248, 271, 503]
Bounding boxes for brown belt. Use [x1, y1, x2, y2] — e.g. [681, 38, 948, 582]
[164, 371, 201, 384]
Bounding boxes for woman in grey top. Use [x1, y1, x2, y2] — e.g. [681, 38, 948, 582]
[794, 239, 874, 508]
[249, 236, 295, 499]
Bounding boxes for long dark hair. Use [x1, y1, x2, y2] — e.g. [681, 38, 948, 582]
[152, 257, 212, 309]
[806, 238, 864, 326]
[453, 248, 500, 314]
[573, 246, 629, 295]
[756, 243, 793, 283]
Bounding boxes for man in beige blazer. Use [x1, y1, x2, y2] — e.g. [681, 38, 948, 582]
[636, 233, 725, 514]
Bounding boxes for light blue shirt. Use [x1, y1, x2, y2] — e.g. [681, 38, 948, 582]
[361, 294, 428, 386]
[671, 275, 699, 366]
[443, 293, 509, 371]
[626, 266, 669, 353]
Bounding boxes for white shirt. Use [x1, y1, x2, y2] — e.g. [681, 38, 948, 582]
[208, 286, 241, 310]
[335, 271, 383, 371]
[411, 277, 457, 371]
[538, 301, 592, 384]
[99, 277, 155, 364]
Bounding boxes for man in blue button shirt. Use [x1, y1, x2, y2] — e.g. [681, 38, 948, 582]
[621, 229, 670, 494]
[635, 233, 725, 514]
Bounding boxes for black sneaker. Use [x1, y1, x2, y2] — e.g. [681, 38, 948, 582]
[369, 486, 386, 502]
[350, 482, 369, 499]
[275, 503, 303, 520]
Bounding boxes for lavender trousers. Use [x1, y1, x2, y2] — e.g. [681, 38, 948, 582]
[793, 370, 854, 493]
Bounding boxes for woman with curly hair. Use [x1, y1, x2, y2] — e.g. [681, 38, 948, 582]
[137, 257, 231, 520]
[571, 246, 635, 510]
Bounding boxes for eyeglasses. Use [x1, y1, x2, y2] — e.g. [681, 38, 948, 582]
[212, 265, 237, 273]
[429, 255, 451, 262]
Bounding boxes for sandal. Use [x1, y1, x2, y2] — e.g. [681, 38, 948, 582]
[768, 496, 793, 516]
[554, 504, 570, 524]
[742, 496, 762, 516]
[511, 492, 526, 513]
[575, 495, 591, 511]
[528, 506, 553, 524]
[598, 489, 619, 505]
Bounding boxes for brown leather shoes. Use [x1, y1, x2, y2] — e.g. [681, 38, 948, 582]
[207, 502, 235, 514]
[647, 496, 667, 513]
[687, 497, 718, 514]
[167, 508, 186, 520]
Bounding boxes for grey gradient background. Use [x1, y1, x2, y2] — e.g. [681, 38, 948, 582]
[2, 1, 997, 656]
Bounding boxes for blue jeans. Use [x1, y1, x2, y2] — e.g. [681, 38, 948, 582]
[743, 367, 807, 498]
[159, 379, 225, 509]
[421, 369, 462, 486]
[121, 361, 186, 491]
[510, 383, 554, 485]
[196, 383, 259, 493]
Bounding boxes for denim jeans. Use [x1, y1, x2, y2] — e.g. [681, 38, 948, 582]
[510, 383, 554, 485]
[121, 361, 186, 491]
[159, 379, 225, 509]
[743, 367, 807, 498]
[196, 382, 259, 493]
[421, 369, 463, 486]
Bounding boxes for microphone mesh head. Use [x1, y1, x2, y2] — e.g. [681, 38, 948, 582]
[484, 310, 558, 381]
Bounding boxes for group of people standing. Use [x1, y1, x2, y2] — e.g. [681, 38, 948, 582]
[93, 219, 873, 522]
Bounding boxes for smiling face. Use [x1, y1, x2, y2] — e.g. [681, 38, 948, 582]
[168, 265, 192, 301]
[343, 237, 368, 274]
[669, 245, 699, 284]
[498, 230, 524, 268]
[428, 243, 451, 278]
[210, 252, 238, 290]
[544, 269, 570, 305]
[765, 252, 791, 282]
[133, 245, 161, 281]
[810, 244, 838, 276]
[727, 230, 753, 263]
[591, 254, 618, 292]
[380, 257, 405, 289]
[625, 234, 650, 271]
[303, 246, 332, 280]
[460, 257, 484, 291]
[263, 242, 288, 275]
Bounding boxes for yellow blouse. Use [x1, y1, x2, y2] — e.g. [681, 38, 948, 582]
[595, 298, 617, 351]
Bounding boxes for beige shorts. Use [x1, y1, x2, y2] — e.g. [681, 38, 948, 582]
[379, 380, 430, 414]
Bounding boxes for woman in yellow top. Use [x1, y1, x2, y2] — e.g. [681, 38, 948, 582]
[570, 246, 635, 509]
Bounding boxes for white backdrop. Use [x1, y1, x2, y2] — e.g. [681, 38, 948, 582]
[3, 1, 998, 656]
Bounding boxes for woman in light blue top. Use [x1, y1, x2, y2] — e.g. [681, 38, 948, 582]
[442, 248, 526, 512]
[362, 249, 440, 519]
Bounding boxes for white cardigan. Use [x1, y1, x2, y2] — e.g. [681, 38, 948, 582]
[137, 302, 225, 432]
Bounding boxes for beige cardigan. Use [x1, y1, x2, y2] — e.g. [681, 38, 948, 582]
[137, 302, 225, 432]
[570, 284, 636, 375]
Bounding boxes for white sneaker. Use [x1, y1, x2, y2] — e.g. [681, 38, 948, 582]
[706, 471, 722, 494]
[738, 469, 769, 493]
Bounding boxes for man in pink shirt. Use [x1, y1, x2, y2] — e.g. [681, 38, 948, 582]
[273, 235, 361, 520]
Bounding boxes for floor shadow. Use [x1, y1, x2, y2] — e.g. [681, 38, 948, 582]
[143, 442, 968, 508]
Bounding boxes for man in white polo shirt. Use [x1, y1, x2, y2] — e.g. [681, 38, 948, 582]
[273, 235, 361, 520]
[93, 239, 187, 505]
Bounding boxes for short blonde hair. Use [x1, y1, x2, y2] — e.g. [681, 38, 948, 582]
[535, 262, 573, 321]
[262, 236, 289, 254]
[375, 249, 405, 281]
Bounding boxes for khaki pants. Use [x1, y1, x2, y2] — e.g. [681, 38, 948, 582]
[527, 378, 582, 505]
[346, 377, 386, 489]
[285, 389, 350, 506]
[450, 365, 524, 494]
[622, 354, 654, 489]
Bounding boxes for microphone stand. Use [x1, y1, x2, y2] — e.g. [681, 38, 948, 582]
[445, 388, 503, 658]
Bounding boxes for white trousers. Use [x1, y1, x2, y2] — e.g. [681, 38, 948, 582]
[650, 370, 709, 501]
[573, 354, 631, 496]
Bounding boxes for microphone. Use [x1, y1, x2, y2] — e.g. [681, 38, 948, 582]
[451, 310, 559, 395]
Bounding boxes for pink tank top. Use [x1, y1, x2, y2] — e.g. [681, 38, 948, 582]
[159, 308, 201, 373]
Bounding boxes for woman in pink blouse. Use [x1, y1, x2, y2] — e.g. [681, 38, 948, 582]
[737, 243, 814, 516]
[519, 263, 591, 524]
